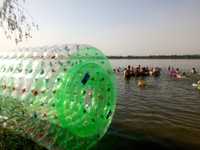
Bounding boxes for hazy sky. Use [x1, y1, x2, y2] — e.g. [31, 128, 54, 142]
[1, 0, 200, 55]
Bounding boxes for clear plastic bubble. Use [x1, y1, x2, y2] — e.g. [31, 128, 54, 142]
[0, 44, 117, 150]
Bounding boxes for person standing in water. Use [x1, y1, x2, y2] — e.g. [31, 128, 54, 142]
[170, 67, 177, 78]
[191, 67, 197, 74]
[124, 65, 131, 80]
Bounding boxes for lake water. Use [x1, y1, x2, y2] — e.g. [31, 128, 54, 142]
[1, 59, 200, 150]
[111, 59, 200, 71]
[93, 59, 200, 150]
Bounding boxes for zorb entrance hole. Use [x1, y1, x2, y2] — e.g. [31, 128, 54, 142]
[0, 45, 117, 150]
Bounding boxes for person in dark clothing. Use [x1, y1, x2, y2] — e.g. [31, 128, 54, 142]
[124, 65, 131, 80]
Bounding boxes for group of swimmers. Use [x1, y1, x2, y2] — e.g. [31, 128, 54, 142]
[113, 65, 200, 89]
[168, 66, 198, 79]
[113, 65, 161, 80]
[168, 66, 200, 90]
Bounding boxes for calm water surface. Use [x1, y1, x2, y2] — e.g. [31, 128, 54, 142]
[111, 59, 200, 71]
[1, 59, 200, 150]
[95, 59, 200, 150]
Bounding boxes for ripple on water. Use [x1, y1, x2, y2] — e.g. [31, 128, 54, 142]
[114, 72, 200, 148]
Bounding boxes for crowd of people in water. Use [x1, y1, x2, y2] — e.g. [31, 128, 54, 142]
[113, 65, 200, 89]
[113, 65, 161, 80]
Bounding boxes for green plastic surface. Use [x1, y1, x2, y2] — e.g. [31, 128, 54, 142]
[0, 45, 117, 150]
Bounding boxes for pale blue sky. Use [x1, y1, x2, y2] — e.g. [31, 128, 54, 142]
[1, 0, 200, 55]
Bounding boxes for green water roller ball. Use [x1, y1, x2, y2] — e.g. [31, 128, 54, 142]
[0, 44, 117, 150]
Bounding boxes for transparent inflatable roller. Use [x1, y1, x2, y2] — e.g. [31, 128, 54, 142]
[0, 44, 117, 150]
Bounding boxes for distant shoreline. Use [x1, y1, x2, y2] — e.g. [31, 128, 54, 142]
[108, 55, 200, 59]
